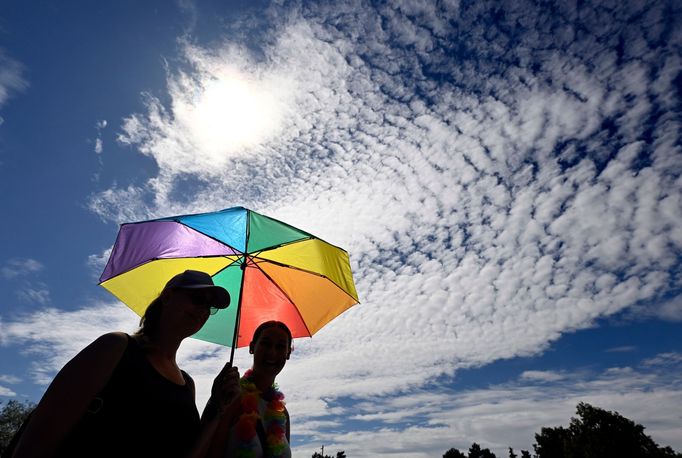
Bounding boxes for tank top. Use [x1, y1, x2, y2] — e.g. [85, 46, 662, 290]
[56, 335, 200, 457]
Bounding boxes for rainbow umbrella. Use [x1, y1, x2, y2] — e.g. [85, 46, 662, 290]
[99, 207, 359, 361]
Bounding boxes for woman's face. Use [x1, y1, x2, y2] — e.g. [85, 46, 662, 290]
[251, 326, 290, 378]
[162, 288, 212, 336]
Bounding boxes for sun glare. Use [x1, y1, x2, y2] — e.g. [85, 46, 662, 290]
[184, 75, 281, 156]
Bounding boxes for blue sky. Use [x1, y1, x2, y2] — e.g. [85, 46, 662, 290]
[1, 0, 681, 456]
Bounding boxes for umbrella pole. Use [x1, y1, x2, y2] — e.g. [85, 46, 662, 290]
[228, 303, 240, 365]
[228, 261, 247, 365]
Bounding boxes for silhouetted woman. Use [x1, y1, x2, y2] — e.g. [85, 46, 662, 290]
[207, 320, 293, 458]
[11, 270, 240, 458]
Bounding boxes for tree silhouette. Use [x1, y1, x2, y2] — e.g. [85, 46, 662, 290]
[443, 402, 681, 458]
[0, 400, 35, 456]
[534, 402, 682, 458]
[312, 449, 347, 458]
[468, 442, 497, 458]
[444, 447, 467, 458]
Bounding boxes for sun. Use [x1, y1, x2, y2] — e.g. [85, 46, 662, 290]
[179, 73, 281, 157]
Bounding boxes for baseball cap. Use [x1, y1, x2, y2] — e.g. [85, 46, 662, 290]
[164, 269, 230, 309]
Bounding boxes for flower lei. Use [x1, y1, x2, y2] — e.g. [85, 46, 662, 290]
[235, 369, 288, 458]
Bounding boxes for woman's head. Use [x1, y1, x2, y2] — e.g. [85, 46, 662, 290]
[249, 321, 293, 376]
[136, 294, 165, 337]
[251, 321, 293, 352]
[135, 270, 230, 338]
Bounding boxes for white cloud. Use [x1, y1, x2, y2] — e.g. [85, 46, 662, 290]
[0, 386, 16, 396]
[87, 0, 681, 404]
[0, 376, 20, 397]
[93, 119, 107, 154]
[0, 50, 28, 108]
[79, 0, 682, 453]
[116, 41, 297, 177]
[520, 370, 565, 382]
[16, 283, 51, 305]
[627, 293, 682, 323]
[292, 356, 682, 457]
[4, 303, 680, 457]
[605, 345, 637, 353]
[0, 302, 140, 384]
[643, 352, 682, 367]
[0, 374, 21, 384]
[651, 294, 682, 322]
[2, 258, 44, 279]
[1, 259, 51, 304]
[87, 247, 112, 279]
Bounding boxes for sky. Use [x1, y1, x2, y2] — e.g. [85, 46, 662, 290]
[1, 0, 681, 456]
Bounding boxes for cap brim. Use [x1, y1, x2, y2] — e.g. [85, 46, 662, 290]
[179, 285, 231, 309]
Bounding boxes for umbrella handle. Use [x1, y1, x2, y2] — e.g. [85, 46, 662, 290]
[228, 261, 247, 365]
[228, 311, 240, 365]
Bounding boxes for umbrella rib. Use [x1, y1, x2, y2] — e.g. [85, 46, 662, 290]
[247, 209, 352, 253]
[248, 237, 314, 256]
[207, 256, 243, 279]
[229, 211, 251, 363]
[251, 236, 353, 258]
[177, 221, 246, 255]
[250, 256, 360, 303]
[99, 255, 241, 283]
[250, 262, 313, 338]
[121, 219, 246, 255]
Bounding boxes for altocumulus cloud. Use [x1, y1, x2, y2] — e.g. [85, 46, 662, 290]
[12, 0, 682, 454]
[0, 48, 28, 127]
[2, 259, 51, 305]
[1, 258, 44, 279]
[328, 353, 682, 457]
[0, 49, 28, 109]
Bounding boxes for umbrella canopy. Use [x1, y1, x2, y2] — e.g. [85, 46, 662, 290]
[99, 207, 359, 360]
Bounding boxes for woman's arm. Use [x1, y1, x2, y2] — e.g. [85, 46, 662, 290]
[187, 363, 241, 458]
[285, 407, 290, 441]
[202, 397, 241, 458]
[11, 332, 128, 458]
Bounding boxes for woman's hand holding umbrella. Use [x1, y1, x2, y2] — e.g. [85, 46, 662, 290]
[209, 363, 241, 414]
[189, 363, 242, 458]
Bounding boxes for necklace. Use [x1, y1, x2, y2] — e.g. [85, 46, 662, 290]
[235, 369, 288, 458]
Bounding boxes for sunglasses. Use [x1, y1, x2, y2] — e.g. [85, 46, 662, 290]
[186, 290, 220, 315]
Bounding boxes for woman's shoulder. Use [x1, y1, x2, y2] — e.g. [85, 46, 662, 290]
[89, 332, 130, 351]
[97, 331, 130, 343]
[74, 332, 130, 363]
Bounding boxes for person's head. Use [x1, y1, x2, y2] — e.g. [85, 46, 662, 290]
[136, 270, 230, 338]
[249, 321, 293, 376]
